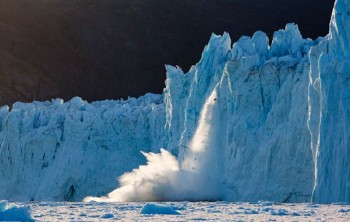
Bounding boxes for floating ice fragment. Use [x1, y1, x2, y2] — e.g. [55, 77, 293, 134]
[140, 203, 180, 215]
[0, 200, 34, 222]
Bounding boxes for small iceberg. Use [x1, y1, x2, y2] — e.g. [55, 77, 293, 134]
[0, 200, 34, 221]
[140, 203, 180, 215]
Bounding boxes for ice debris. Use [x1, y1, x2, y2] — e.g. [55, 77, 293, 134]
[140, 203, 180, 215]
[0, 200, 34, 222]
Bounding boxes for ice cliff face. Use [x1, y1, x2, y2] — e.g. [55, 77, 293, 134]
[308, 0, 350, 203]
[164, 0, 350, 203]
[165, 24, 317, 202]
[1, 0, 349, 204]
[0, 95, 165, 201]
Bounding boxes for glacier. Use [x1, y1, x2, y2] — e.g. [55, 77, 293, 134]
[0, 95, 165, 201]
[308, 0, 350, 203]
[0, 0, 350, 203]
[164, 24, 315, 203]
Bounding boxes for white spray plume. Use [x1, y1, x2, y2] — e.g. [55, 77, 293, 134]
[84, 89, 222, 202]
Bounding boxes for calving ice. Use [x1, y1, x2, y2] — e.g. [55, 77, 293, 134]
[84, 88, 223, 202]
[0, 0, 349, 204]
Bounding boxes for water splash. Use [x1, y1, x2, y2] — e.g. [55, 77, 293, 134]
[84, 89, 222, 202]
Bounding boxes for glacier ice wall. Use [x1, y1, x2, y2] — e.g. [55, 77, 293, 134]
[1, 0, 350, 203]
[308, 0, 350, 203]
[165, 24, 317, 202]
[0, 94, 165, 201]
[162, 0, 350, 203]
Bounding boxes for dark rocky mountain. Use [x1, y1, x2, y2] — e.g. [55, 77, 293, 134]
[0, 0, 334, 105]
